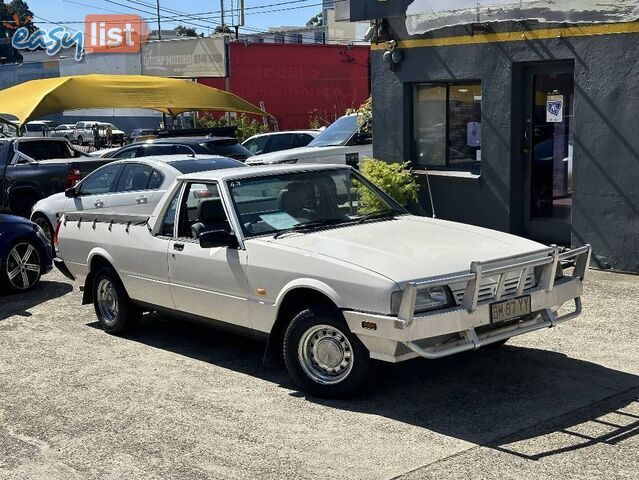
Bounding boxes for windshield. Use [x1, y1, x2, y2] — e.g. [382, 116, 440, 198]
[227, 169, 405, 238]
[308, 116, 359, 148]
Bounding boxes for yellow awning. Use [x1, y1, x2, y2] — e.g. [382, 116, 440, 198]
[0, 74, 270, 125]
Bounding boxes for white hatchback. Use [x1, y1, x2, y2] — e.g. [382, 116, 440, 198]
[30, 154, 245, 239]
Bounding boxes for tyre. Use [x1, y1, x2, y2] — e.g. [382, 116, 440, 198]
[31, 213, 54, 243]
[1, 240, 42, 292]
[92, 266, 140, 334]
[77, 136, 83, 146]
[283, 307, 371, 398]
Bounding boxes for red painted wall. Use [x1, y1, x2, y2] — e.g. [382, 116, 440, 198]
[198, 42, 370, 130]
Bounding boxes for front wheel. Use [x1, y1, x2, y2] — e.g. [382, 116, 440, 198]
[283, 307, 371, 398]
[77, 136, 83, 146]
[92, 267, 139, 334]
[32, 213, 53, 243]
[1, 240, 42, 292]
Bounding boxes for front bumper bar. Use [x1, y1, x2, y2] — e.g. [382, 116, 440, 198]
[344, 244, 591, 363]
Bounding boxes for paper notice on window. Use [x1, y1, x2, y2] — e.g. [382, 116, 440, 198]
[260, 212, 299, 230]
[467, 122, 481, 147]
[546, 95, 564, 123]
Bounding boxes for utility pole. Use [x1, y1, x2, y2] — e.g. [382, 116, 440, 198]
[156, 0, 162, 39]
[220, 0, 225, 29]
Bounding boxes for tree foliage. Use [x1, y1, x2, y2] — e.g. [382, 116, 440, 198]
[175, 25, 198, 37]
[306, 12, 323, 27]
[0, 0, 36, 38]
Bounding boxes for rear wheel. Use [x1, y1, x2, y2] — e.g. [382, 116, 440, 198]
[1, 240, 41, 292]
[12, 195, 37, 219]
[92, 267, 139, 334]
[283, 307, 371, 398]
[77, 135, 84, 146]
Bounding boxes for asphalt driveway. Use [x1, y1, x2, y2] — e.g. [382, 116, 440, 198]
[0, 269, 637, 479]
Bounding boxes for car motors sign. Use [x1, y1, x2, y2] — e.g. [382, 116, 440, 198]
[142, 37, 226, 78]
[405, 0, 639, 35]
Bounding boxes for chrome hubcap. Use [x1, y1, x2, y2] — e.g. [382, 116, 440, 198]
[6, 242, 40, 290]
[298, 324, 354, 385]
[96, 278, 119, 326]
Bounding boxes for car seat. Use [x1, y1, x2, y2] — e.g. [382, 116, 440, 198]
[191, 198, 228, 239]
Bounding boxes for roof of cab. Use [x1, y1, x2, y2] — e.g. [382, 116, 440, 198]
[178, 163, 350, 182]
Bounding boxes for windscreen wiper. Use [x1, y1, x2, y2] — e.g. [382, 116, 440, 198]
[273, 218, 345, 239]
[357, 209, 399, 224]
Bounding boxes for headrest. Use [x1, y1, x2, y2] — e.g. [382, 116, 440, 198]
[197, 198, 225, 222]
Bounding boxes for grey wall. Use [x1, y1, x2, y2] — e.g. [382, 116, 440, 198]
[370, 20, 639, 272]
[0, 62, 59, 90]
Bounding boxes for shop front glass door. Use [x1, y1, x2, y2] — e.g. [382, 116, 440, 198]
[523, 64, 574, 244]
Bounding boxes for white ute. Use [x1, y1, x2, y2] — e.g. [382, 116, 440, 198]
[55, 164, 591, 397]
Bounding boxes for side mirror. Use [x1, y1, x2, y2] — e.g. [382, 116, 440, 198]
[65, 186, 78, 198]
[199, 230, 238, 249]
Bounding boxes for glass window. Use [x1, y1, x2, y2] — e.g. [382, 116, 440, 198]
[148, 169, 164, 189]
[293, 133, 314, 148]
[111, 147, 139, 159]
[308, 116, 360, 148]
[177, 183, 224, 238]
[17, 140, 77, 160]
[167, 158, 244, 173]
[413, 82, 482, 171]
[227, 169, 404, 238]
[266, 134, 294, 153]
[79, 164, 122, 195]
[243, 136, 268, 155]
[138, 144, 176, 157]
[116, 163, 153, 192]
[160, 187, 181, 237]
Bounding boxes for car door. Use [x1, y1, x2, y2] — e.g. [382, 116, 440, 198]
[67, 163, 123, 213]
[104, 162, 166, 214]
[167, 181, 250, 328]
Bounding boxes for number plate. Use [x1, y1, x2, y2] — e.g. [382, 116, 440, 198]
[490, 295, 531, 324]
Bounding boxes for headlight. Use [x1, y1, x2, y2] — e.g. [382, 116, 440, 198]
[391, 286, 454, 315]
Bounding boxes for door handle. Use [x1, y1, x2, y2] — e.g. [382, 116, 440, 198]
[173, 243, 184, 252]
[136, 196, 148, 204]
[94, 200, 104, 208]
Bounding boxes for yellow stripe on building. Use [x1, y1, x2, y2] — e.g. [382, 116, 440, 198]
[370, 22, 639, 50]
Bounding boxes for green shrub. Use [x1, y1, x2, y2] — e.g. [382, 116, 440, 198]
[359, 158, 419, 212]
[197, 113, 268, 142]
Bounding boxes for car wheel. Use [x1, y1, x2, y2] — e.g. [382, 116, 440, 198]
[64, 135, 69, 141]
[92, 267, 140, 334]
[12, 195, 38, 219]
[283, 307, 371, 398]
[77, 136, 83, 146]
[32, 213, 54, 243]
[1, 240, 42, 292]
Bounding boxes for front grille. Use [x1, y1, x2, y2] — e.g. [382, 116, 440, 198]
[450, 271, 535, 305]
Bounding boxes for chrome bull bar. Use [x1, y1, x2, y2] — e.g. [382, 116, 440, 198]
[395, 244, 592, 359]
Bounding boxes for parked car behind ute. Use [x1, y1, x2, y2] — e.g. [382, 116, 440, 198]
[102, 136, 253, 162]
[56, 164, 591, 398]
[242, 130, 319, 156]
[32, 154, 245, 238]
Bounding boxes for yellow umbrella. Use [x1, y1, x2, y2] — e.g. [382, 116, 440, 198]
[0, 74, 270, 125]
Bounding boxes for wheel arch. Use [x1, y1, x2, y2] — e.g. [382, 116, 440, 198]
[82, 249, 118, 305]
[266, 280, 344, 360]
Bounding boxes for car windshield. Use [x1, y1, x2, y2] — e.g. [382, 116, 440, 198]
[227, 168, 405, 238]
[307, 116, 359, 148]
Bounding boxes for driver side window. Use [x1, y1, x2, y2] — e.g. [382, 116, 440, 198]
[79, 164, 122, 196]
[176, 182, 229, 240]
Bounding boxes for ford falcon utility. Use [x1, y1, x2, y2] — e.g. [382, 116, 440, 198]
[55, 164, 591, 397]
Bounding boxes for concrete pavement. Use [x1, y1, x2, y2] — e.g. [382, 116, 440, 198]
[0, 268, 637, 479]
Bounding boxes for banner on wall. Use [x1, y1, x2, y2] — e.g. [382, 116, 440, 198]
[405, 1, 639, 35]
[142, 37, 226, 78]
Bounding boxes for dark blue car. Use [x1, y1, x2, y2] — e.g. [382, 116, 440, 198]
[0, 214, 54, 292]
